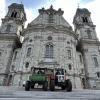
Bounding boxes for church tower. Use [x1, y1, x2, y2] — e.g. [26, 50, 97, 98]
[73, 8, 98, 40]
[0, 3, 26, 36]
[73, 8, 100, 89]
[0, 3, 26, 85]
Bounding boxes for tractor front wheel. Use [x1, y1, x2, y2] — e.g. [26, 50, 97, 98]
[43, 81, 48, 91]
[66, 79, 72, 92]
[25, 81, 30, 91]
[50, 80, 55, 91]
[31, 84, 35, 89]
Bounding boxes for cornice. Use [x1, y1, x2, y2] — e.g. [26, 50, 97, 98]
[79, 39, 100, 46]
[22, 24, 78, 40]
[0, 33, 19, 41]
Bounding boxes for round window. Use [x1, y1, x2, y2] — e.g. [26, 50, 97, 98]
[48, 36, 52, 40]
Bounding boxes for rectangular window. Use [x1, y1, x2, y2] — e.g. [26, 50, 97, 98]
[67, 50, 71, 59]
[25, 62, 29, 68]
[0, 52, 2, 56]
[27, 48, 31, 57]
[87, 30, 92, 39]
[48, 14, 54, 23]
[81, 68, 84, 74]
[6, 25, 11, 32]
[13, 51, 17, 60]
[79, 55, 82, 63]
[68, 64, 72, 70]
[93, 57, 99, 67]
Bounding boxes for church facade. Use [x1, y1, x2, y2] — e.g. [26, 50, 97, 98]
[0, 3, 100, 89]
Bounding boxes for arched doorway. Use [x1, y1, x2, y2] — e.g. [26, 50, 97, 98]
[81, 78, 86, 89]
[7, 75, 12, 86]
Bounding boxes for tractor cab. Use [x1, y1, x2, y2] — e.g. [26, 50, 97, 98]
[32, 67, 45, 74]
[25, 67, 48, 91]
[54, 68, 72, 91]
[55, 68, 65, 75]
[55, 68, 66, 83]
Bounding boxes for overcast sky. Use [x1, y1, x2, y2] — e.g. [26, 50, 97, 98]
[0, 0, 100, 40]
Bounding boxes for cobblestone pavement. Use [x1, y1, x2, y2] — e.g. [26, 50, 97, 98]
[0, 86, 100, 100]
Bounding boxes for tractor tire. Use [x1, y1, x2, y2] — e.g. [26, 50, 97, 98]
[25, 81, 30, 91]
[43, 81, 48, 91]
[61, 85, 65, 90]
[50, 80, 55, 91]
[66, 79, 72, 92]
[31, 84, 35, 89]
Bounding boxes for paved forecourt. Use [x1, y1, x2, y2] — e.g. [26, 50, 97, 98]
[0, 86, 100, 100]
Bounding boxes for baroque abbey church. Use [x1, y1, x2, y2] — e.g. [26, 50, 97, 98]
[0, 3, 100, 89]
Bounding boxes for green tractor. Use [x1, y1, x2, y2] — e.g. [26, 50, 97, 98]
[25, 67, 48, 91]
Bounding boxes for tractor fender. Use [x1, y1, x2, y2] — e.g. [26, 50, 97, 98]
[65, 75, 69, 80]
[50, 75, 55, 80]
[25, 80, 31, 85]
[26, 80, 31, 83]
[65, 79, 72, 92]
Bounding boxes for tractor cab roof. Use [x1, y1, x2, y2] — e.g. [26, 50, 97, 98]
[31, 67, 54, 71]
[55, 68, 65, 70]
[34, 67, 47, 70]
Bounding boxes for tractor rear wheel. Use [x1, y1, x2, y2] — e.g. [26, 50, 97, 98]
[66, 79, 72, 92]
[25, 81, 30, 91]
[31, 84, 35, 89]
[43, 81, 48, 91]
[50, 80, 55, 91]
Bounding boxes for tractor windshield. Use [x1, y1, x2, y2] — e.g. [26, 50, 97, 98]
[32, 68, 45, 74]
[55, 69, 64, 75]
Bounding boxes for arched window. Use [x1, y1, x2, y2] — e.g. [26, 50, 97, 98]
[11, 12, 14, 17]
[13, 51, 17, 60]
[82, 78, 86, 89]
[11, 12, 17, 18]
[79, 55, 83, 63]
[87, 30, 92, 39]
[67, 50, 71, 59]
[82, 17, 88, 23]
[93, 57, 99, 67]
[14, 12, 17, 18]
[11, 65, 15, 71]
[26, 48, 31, 57]
[48, 36, 52, 40]
[0, 52, 2, 56]
[45, 44, 53, 58]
